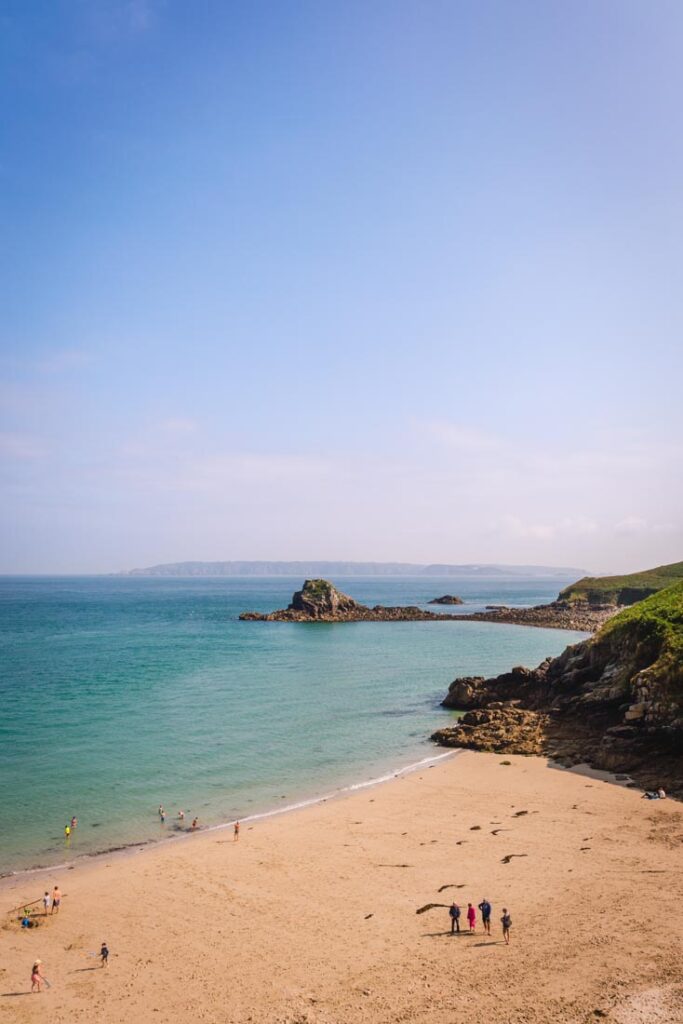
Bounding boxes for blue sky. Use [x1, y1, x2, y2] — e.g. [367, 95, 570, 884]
[1, 0, 681, 573]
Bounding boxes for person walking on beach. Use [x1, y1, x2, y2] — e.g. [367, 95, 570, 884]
[42, 892, 50, 915]
[449, 902, 461, 934]
[478, 898, 492, 935]
[467, 903, 476, 932]
[51, 886, 61, 914]
[100, 941, 109, 967]
[31, 960, 45, 992]
[234, 820, 240, 841]
[501, 908, 512, 945]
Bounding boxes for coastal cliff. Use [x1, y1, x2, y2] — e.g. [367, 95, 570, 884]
[239, 578, 461, 622]
[454, 560, 683, 632]
[432, 581, 683, 793]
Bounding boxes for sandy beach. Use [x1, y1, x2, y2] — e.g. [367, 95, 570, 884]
[2, 751, 682, 1024]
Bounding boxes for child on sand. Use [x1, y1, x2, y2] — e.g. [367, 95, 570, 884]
[100, 941, 109, 967]
[51, 886, 61, 914]
[43, 892, 50, 915]
[501, 908, 512, 944]
[467, 903, 476, 931]
[31, 960, 44, 992]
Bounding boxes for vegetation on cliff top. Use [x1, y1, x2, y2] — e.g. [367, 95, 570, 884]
[596, 579, 683, 690]
[559, 561, 683, 606]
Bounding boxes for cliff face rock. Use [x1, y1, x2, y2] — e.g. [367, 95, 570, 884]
[428, 595, 464, 605]
[433, 582, 683, 793]
[239, 579, 459, 622]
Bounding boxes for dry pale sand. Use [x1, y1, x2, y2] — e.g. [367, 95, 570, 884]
[2, 751, 682, 1024]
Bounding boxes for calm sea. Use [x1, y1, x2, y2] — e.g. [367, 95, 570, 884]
[0, 576, 587, 875]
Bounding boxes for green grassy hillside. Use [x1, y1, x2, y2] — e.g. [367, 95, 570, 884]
[596, 579, 683, 693]
[559, 561, 683, 606]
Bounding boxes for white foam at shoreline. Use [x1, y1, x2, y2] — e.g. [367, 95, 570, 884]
[0, 750, 458, 885]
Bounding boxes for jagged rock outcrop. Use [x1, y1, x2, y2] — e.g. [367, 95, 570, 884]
[428, 595, 464, 605]
[239, 579, 459, 622]
[432, 582, 683, 794]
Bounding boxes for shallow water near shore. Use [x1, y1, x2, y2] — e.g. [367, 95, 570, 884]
[0, 575, 587, 875]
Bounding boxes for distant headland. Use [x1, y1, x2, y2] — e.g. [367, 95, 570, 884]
[120, 560, 588, 578]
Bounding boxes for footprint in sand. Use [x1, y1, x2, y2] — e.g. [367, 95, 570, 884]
[501, 853, 528, 864]
[470, 826, 481, 830]
[491, 829, 510, 836]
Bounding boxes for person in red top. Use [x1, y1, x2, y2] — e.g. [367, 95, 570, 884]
[466, 903, 476, 931]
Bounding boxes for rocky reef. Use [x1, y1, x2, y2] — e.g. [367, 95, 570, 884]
[432, 581, 683, 794]
[428, 595, 464, 605]
[239, 578, 460, 622]
[456, 600, 617, 632]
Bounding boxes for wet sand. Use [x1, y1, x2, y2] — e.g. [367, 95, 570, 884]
[2, 751, 682, 1024]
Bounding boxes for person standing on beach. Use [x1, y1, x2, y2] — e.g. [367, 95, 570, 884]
[467, 903, 476, 932]
[51, 886, 61, 914]
[449, 902, 461, 934]
[100, 941, 109, 967]
[191, 817, 198, 831]
[42, 892, 50, 915]
[501, 908, 512, 945]
[31, 960, 45, 992]
[234, 820, 240, 841]
[478, 898, 492, 935]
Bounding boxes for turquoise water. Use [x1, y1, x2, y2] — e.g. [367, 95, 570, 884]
[0, 576, 587, 874]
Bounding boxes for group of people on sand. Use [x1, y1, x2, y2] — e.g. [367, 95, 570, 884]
[449, 898, 512, 945]
[25, 881, 109, 994]
[30, 943, 108, 993]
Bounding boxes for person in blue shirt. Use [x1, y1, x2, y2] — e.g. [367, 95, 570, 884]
[478, 898, 492, 935]
[448, 902, 461, 934]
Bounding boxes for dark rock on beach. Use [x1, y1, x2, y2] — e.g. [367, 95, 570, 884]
[432, 582, 683, 795]
[239, 578, 459, 622]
